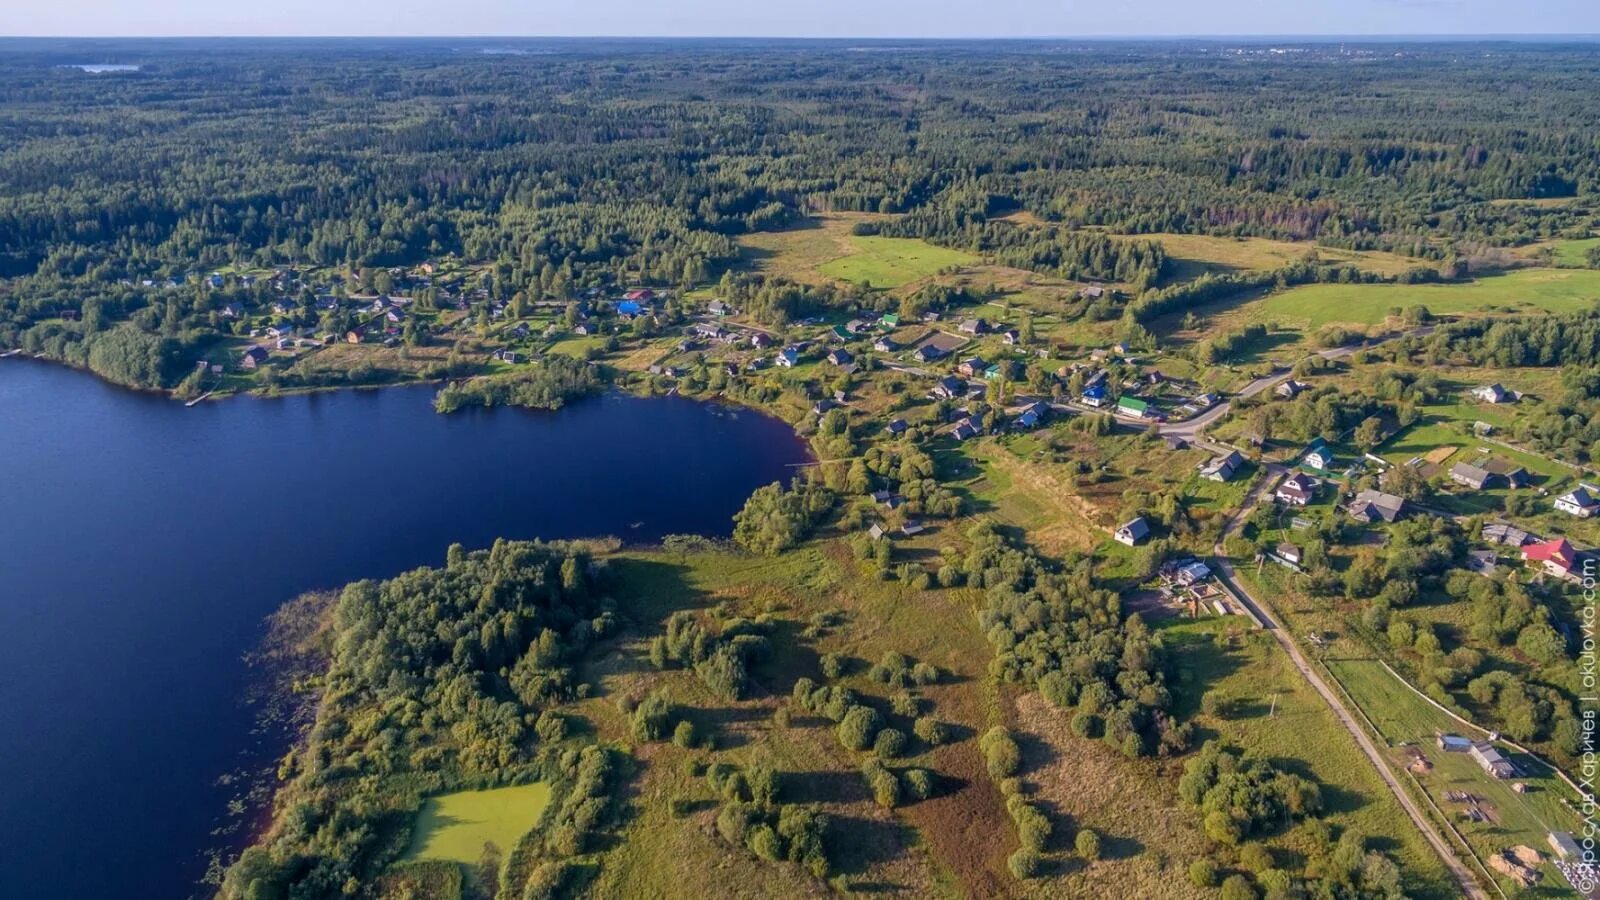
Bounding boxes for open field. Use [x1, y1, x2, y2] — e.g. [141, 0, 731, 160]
[739, 214, 977, 292]
[1241, 268, 1600, 328]
[1323, 659, 1585, 897]
[1119, 233, 1424, 282]
[403, 783, 553, 868]
[816, 236, 977, 288]
[1519, 236, 1600, 267]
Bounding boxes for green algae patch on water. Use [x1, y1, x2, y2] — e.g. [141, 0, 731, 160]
[403, 783, 553, 867]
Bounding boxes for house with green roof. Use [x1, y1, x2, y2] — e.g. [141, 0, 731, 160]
[1117, 395, 1152, 419]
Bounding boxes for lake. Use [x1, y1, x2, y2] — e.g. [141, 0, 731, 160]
[0, 359, 809, 899]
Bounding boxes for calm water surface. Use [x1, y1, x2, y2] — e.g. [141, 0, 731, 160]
[0, 359, 808, 899]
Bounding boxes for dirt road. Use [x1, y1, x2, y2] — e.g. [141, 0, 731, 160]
[1212, 468, 1488, 900]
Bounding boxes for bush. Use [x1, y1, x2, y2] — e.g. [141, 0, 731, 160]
[1075, 827, 1101, 860]
[837, 705, 884, 751]
[874, 727, 908, 758]
[1070, 712, 1100, 738]
[716, 802, 759, 846]
[1007, 796, 1051, 852]
[820, 653, 847, 680]
[1219, 874, 1258, 900]
[913, 716, 949, 746]
[980, 727, 1021, 778]
[902, 768, 935, 801]
[630, 693, 672, 742]
[672, 719, 698, 748]
[890, 692, 921, 718]
[861, 760, 900, 808]
[1007, 849, 1041, 879]
[1189, 858, 1219, 887]
[1238, 842, 1273, 873]
[748, 824, 783, 861]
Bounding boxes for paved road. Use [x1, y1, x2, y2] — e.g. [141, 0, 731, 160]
[1160, 325, 1436, 443]
[1211, 469, 1488, 900]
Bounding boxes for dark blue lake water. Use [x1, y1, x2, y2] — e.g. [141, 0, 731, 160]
[0, 359, 808, 899]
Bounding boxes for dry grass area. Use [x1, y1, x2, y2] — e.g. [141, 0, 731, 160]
[1013, 692, 1209, 898]
[972, 443, 1112, 554]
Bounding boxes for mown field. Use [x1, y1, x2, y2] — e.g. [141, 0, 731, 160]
[1323, 659, 1585, 898]
[1240, 268, 1600, 328]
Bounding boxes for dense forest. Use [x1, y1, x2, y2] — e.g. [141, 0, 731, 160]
[4, 39, 1600, 385]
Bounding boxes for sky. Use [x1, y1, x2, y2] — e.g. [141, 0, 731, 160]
[8, 0, 1600, 38]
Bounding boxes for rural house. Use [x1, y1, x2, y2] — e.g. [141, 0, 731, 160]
[1522, 537, 1578, 579]
[1471, 383, 1512, 404]
[1469, 742, 1516, 779]
[1348, 489, 1407, 523]
[775, 348, 799, 368]
[1301, 438, 1333, 471]
[958, 318, 988, 335]
[932, 375, 967, 400]
[1200, 450, 1245, 482]
[1480, 459, 1529, 487]
[957, 357, 986, 378]
[239, 345, 269, 369]
[1117, 395, 1153, 419]
[885, 418, 908, 436]
[1275, 379, 1306, 399]
[914, 344, 946, 363]
[1450, 462, 1495, 490]
[1483, 523, 1532, 547]
[826, 348, 854, 367]
[1115, 517, 1151, 546]
[1276, 472, 1318, 506]
[1555, 485, 1599, 518]
[1081, 383, 1107, 407]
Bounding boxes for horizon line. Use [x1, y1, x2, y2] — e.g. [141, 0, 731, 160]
[7, 32, 1600, 41]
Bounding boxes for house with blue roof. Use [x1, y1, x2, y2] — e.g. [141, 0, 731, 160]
[1081, 383, 1107, 408]
[1302, 438, 1334, 471]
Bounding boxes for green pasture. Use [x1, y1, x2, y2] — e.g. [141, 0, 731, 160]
[1246, 268, 1600, 328]
[815, 235, 977, 289]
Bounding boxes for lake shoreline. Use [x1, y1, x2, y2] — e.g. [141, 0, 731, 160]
[0, 362, 812, 899]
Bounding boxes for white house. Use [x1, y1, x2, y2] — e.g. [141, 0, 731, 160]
[1114, 516, 1150, 546]
[1554, 485, 1599, 518]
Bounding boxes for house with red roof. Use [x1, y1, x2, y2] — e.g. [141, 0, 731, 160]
[1522, 538, 1578, 580]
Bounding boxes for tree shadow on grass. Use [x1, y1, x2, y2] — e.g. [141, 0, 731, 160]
[786, 769, 873, 805]
[829, 815, 915, 879]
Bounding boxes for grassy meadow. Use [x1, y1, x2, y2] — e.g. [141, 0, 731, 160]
[738, 214, 976, 292]
[1243, 268, 1600, 328]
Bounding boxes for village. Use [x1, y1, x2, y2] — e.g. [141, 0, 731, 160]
[121, 250, 1600, 899]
